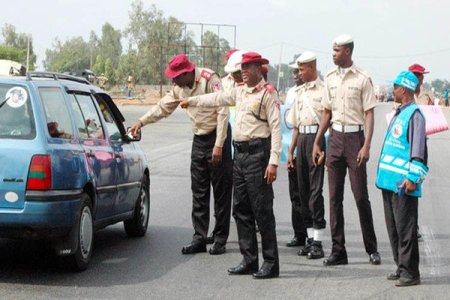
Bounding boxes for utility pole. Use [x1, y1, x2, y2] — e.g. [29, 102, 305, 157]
[276, 43, 283, 90]
[26, 35, 30, 71]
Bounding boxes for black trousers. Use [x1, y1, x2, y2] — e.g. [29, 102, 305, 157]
[326, 129, 377, 256]
[288, 159, 307, 238]
[233, 138, 279, 266]
[296, 132, 326, 230]
[191, 125, 233, 245]
[382, 189, 420, 279]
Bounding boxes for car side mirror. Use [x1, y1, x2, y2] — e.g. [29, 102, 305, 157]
[126, 127, 141, 142]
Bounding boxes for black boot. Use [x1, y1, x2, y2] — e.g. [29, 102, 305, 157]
[298, 238, 313, 256]
[307, 241, 324, 259]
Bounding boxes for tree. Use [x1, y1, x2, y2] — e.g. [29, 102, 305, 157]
[1, 24, 36, 70]
[43, 37, 91, 73]
[199, 30, 230, 76]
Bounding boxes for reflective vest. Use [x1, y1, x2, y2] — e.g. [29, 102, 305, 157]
[376, 103, 428, 197]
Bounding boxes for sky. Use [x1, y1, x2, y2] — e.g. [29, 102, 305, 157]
[1, 0, 450, 86]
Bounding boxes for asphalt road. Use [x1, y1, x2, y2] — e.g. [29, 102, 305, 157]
[0, 103, 449, 299]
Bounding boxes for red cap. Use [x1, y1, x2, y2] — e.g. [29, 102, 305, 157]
[261, 65, 268, 74]
[237, 52, 269, 66]
[408, 64, 429, 74]
[164, 54, 196, 79]
[224, 48, 239, 61]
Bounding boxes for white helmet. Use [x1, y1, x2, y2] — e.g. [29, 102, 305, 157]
[224, 50, 246, 74]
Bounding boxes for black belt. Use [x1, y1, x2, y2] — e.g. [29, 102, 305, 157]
[233, 138, 270, 154]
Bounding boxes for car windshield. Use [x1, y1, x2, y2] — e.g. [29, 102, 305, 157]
[0, 84, 36, 139]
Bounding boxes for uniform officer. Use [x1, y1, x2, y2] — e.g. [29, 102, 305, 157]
[284, 56, 308, 248]
[376, 71, 427, 287]
[222, 50, 246, 91]
[287, 51, 326, 259]
[129, 54, 233, 255]
[312, 35, 380, 266]
[180, 51, 282, 279]
[408, 64, 432, 105]
[222, 49, 240, 93]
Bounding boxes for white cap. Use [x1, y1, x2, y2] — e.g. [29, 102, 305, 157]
[224, 50, 246, 73]
[333, 34, 353, 47]
[297, 51, 317, 64]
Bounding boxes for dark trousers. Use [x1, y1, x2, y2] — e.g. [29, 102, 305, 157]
[191, 125, 233, 245]
[326, 129, 377, 256]
[288, 159, 308, 238]
[382, 189, 420, 279]
[296, 133, 326, 230]
[233, 138, 279, 266]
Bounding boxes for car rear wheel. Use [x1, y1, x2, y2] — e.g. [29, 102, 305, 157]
[66, 193, 94, 271]
[124, 176, 150, 237]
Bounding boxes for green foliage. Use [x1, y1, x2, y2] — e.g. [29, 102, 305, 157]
[43, 37, 91, 73]
[0, 23, 36, 70]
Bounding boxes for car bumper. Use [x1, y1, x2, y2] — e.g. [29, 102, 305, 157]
[0, 190, 82, 239]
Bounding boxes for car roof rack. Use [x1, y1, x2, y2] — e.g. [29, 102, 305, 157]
[26, 71, 91, 85]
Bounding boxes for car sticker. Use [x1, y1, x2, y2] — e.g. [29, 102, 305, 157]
[5, 192, 19, 203]
[6, 86, 28, 108]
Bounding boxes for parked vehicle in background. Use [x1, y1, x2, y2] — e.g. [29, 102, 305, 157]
[0, 72, 150, 271]
[0, 59, 26, 76]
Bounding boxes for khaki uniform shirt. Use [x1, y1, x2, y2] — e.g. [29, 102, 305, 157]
[188, 79, 282, 166]
[139, 67, 229, 147]
[221, 74, 236, 93]
[287, 78, 325, 127]
[415, 87, 433, 105]
[322, 64, 377, 125]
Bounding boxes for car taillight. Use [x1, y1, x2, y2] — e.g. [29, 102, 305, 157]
[27, 155, 52, 190]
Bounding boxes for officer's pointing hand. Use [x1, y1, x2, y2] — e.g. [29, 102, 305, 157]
[179, 99, 189, 108]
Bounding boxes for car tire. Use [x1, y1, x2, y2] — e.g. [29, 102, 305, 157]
[65, 193, 94, 271]
[124, 175, 150, 237]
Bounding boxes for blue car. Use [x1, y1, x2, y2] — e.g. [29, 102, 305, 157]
[0, 72, 150, 271]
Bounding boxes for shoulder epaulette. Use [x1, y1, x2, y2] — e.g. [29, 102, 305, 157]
[264, 82, 276, 94]
[354, 66, 370, 78]
[201, 69, 215, 81]
[326, 68, 338, 77]
[237, 82, 245, 86]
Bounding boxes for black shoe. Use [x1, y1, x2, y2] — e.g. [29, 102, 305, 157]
[209, 242, 226, 255]
[206, 236, 214, 244]
[181, 242, 206, 254]
[395, 277, 421, 287]
[307, 241, 324, 259]
[298, 238, 313, 256]
[387, 271, 400, 281]
[252, 262, 279, 279]
[323, 253, 348, 266]
[369, 252, 381, 265]
[286, 236, 305, 247]
[228, 261, 258, 275]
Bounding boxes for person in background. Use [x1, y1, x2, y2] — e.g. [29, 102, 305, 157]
[408, 64, 432, 105]
[129, 54, 233, 256]
[222, 49, 239, 93]
[376, 70, 428, 287]
[284, 56, 308, 249]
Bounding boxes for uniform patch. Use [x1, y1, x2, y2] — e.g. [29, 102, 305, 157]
[6, 87, 28, 108]
[211, 80, 222, 92]
[392, 124, 402, 138]
[264, 83, 276, 93]
[201, 69, 213, 81]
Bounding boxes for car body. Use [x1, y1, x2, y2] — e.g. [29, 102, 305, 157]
[0, 72, 150, 271]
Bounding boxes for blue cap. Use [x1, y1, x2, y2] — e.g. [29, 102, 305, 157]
[393, 71, 419, 91]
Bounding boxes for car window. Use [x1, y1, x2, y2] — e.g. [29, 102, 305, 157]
[67, 94, 89, 139]
[73, 94, 105, 140]
[96, 97, 122, 141]
[39, 87, 73, 139]
[0, 84, 36, 139]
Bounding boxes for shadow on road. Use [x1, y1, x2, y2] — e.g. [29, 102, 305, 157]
[0, 225, 193, 287]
